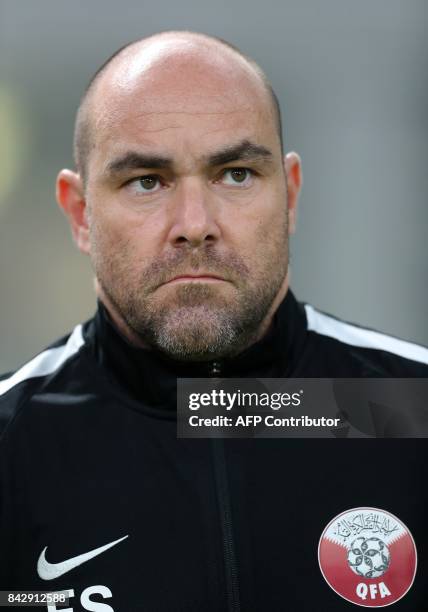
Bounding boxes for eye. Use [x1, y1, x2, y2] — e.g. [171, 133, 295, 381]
[220, 168, 254, 187]
[127, 175, 162, 194]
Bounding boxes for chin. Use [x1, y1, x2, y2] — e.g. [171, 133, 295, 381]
[150, 309, 239, 361]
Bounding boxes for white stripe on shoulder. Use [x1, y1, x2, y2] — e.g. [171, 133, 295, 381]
[304, 304, 428, 365]
[0, 325, 85, 397]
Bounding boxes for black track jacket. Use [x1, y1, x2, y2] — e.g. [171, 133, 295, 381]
[1, 290, 427, 611]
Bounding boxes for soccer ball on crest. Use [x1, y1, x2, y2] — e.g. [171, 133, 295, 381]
[347, 537, 390, 578]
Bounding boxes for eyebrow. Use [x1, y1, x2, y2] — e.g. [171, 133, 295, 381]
[104, 139, 274, 177]
[105, 152, 173, 175]
[205, 140, 274, 166]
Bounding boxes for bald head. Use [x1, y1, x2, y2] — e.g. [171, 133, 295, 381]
[73, 31, 283, 183]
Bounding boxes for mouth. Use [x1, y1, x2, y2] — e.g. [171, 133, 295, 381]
[164, 274, 227, 285]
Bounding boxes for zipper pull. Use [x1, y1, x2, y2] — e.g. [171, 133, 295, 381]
[210, 361, 222, 376]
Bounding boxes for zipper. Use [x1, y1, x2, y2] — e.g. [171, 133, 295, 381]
[209, 359, 241, 612]
[212, 439, 241, 612]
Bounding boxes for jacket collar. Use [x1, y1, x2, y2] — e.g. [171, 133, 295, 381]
[85, 289, 308, 409]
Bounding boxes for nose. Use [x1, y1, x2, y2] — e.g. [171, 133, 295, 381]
[166, 177, 221, 248]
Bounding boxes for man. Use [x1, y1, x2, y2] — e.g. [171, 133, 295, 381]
[0, 31, 427, 611]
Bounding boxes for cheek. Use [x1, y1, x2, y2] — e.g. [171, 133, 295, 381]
[256, 187, 289, 242]
[89, 209, 144, 259]
[90, 195, 166, 253]
[89, 214, 132, 279]
[230, 201, 287, 255]
[242, 206, 289, 274]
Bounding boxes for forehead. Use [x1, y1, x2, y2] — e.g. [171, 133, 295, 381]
[89, 49, 278, 164]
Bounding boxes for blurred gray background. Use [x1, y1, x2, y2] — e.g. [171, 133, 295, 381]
[0, 0, 427, 372]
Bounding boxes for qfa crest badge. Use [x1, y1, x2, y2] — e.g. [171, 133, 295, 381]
[318, 507, 417, 607]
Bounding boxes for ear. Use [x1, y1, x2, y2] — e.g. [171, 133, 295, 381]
[283, 152, 302, 235]
[56, 169, 90, 255]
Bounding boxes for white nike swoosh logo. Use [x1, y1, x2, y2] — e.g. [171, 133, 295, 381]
[37, 535, 128, 581]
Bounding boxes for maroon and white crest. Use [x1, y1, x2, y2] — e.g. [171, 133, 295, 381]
[318, 507, 417, 607]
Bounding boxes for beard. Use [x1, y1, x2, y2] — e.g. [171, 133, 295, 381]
[91, 221, 289, 361]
